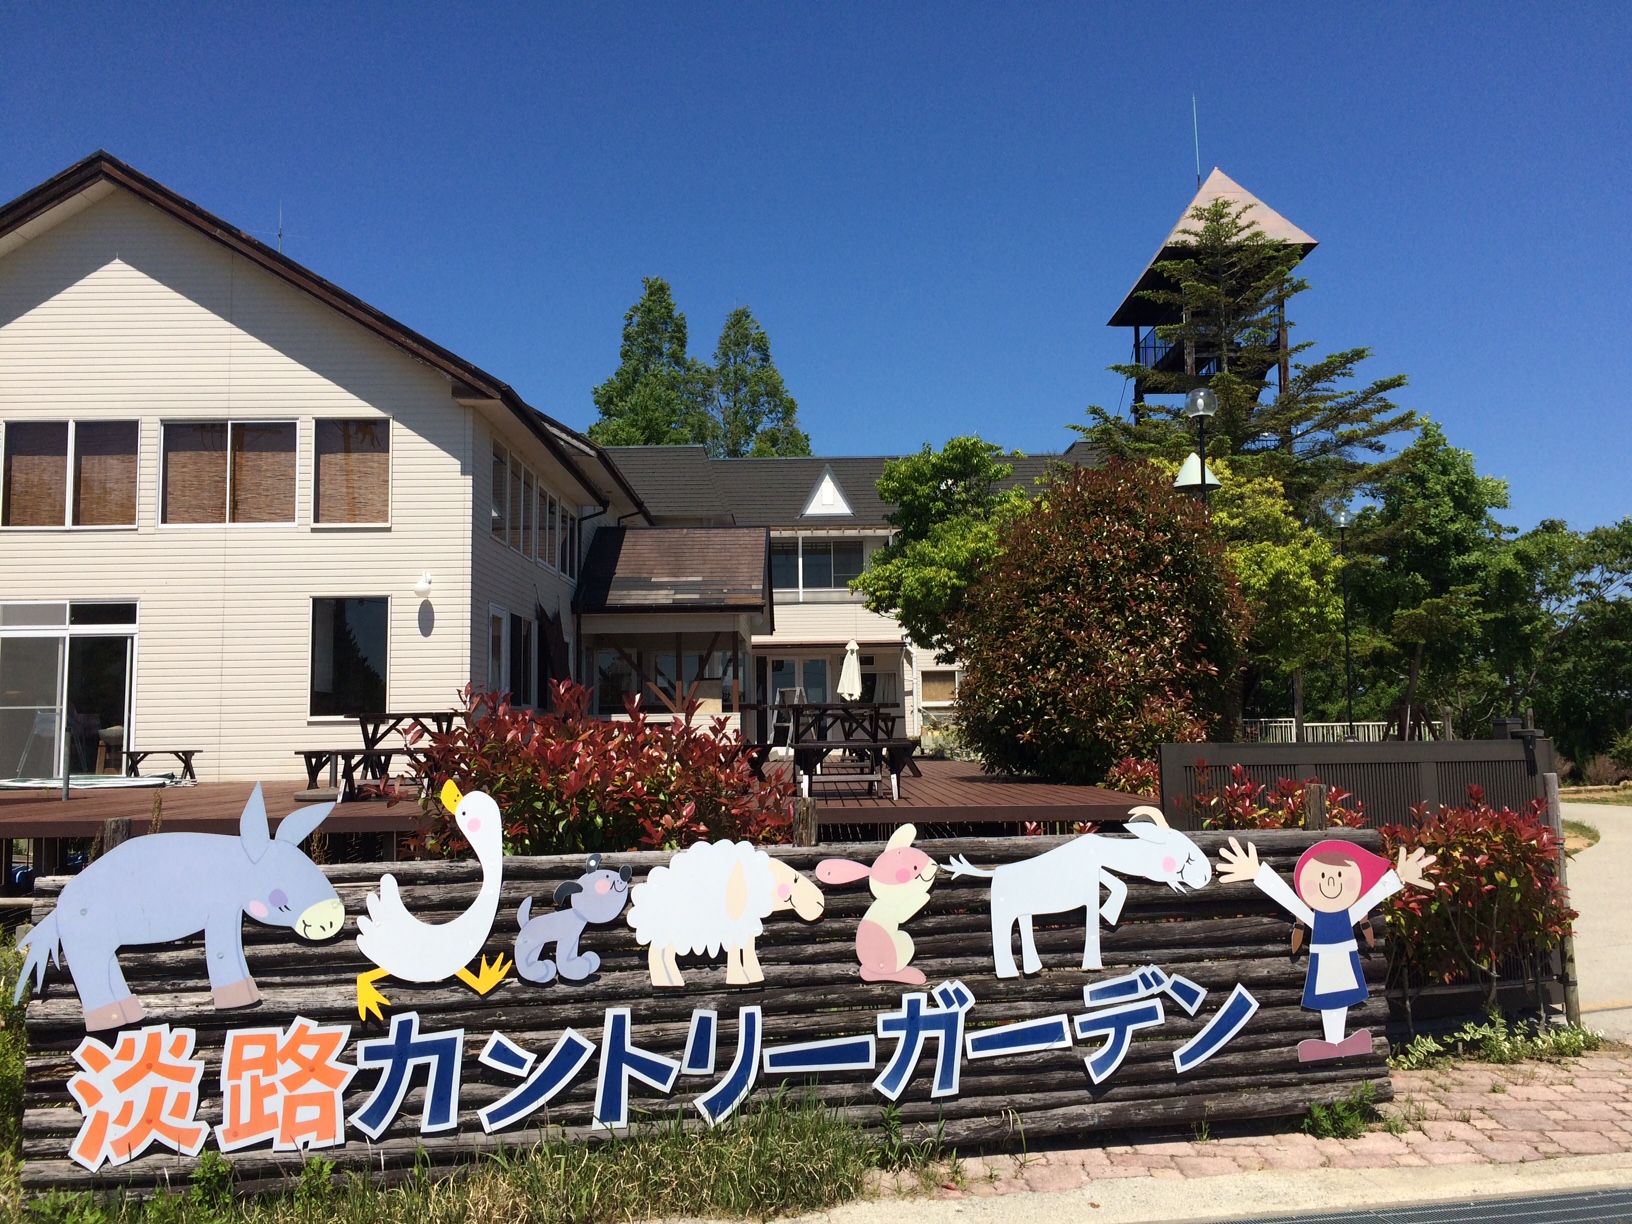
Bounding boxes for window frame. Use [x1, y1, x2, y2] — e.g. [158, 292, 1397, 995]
[1, 420, 141, 531]
[487, 604, 509, 696]
[311, 416, 392, 529]
[159, 418, 299, 529]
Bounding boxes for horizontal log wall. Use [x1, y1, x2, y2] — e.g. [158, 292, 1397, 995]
[22, 828, 1391, 1192]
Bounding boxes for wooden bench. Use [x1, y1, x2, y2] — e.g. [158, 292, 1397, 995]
[794, 739, 918, 800]
[123, 749, 200, 782]
[294, 749, 397, 798]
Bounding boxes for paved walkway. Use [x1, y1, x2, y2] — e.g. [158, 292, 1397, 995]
[1562, 800, 1632, 1040]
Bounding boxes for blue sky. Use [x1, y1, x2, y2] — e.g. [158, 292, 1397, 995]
[3, 5, 1628, 530]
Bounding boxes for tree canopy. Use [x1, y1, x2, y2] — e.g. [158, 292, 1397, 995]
[588, 280, 810, 457]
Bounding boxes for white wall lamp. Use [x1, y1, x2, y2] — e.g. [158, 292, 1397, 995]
[414, 572, 433, 599]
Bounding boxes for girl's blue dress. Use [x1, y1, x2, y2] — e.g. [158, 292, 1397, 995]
[1302, 908, 1369, 1010]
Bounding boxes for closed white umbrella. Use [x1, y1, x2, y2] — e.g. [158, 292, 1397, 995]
[837, 640, 863, 701]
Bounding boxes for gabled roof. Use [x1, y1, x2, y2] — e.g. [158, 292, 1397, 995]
[1107, 168, 1318, 328]
[574, 526, 772, 621]
[0, 151, 651, 521]
[606, 445, 1093, 529]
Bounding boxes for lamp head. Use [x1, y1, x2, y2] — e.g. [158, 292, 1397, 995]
[1334, 509, 1352, 529]
[1185, 388, 1218, 420]
[414, 572, 433, 599]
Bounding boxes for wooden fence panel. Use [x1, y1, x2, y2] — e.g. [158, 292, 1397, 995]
[21, 829, 1392, 1192]
[1158, 741, 1554, 829]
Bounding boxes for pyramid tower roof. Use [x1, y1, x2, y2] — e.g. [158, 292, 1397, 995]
[1107, 168, 1317, 327]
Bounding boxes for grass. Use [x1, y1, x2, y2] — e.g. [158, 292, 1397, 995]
[1391, 1013, 1603, 1071]
[1562, 818, 1601, 851]
[2, 1090, 947, 1224]
[1303, 1084, 1376, 1140]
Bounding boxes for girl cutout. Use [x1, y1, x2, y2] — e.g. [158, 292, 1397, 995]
[1217, 837, 1435, 1061]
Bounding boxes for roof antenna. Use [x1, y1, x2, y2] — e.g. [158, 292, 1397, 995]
[1191, 96, 1202, 189]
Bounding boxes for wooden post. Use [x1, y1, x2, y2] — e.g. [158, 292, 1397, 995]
[99, 818, 132, 858]
[1302, 783, 1327, 830]
[1544, 772, 1581, 1026]
[149, 790, 164, 835]
[792, 797, 819, 847]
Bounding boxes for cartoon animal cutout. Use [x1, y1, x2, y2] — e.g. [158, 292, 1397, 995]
[626, 840, 824, 987]
[817, 824, 937, 985]
[355, 780, 511, 1019]
[1217, 836, 1435, 1061]
[947, 807, 1213, 978]
[14, 785, 343, 1031]
[514, 853, 632, 983]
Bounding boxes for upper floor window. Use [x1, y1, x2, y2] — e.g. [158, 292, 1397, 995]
[771, 542, 798, 590]
[774, 538, 865, 594]
[162, 421, 295, 524]
[2, 421, 137, 528]
[491, 441, 579, 580]
[315, 419, 389, 524]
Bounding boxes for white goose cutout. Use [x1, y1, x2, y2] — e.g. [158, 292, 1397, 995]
[354, 779, 511, 1020]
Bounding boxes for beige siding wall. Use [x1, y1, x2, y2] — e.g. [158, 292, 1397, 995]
[0, 190, 478, 780]
[752, 601, 906, 650]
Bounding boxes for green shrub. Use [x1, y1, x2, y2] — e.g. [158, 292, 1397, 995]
[1391, 1014, 1602, 1070]
[951, 461, 1244, 784]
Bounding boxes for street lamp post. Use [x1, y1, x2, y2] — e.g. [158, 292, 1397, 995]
[1184, 387, 1218, 509]
[1336, 508, 1355, 742]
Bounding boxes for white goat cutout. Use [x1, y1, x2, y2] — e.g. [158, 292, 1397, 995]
[946, 807, 1214, 978]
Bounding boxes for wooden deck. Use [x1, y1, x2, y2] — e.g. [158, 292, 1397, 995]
[0, 782, 417, 840]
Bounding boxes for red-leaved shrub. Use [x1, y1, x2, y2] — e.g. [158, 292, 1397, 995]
[404, 683, 794, 856]
[1189, 763, 1367, 829]
[1383, 786, 1575, 1008]
[1102, 756, 1160, 798]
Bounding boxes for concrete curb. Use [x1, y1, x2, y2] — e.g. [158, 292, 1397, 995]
[762, 1152, 1632, 1224]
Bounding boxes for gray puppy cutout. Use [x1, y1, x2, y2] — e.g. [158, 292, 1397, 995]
[514, 853, 632, 983]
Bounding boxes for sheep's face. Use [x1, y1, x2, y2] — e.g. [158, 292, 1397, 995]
[769, 859, 825, 921]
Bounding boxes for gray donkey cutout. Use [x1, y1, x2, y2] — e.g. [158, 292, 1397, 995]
[15, 784, 345, 1030]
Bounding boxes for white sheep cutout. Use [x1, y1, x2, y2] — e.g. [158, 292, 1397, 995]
[627, 841, 826, 988]
[946, 806, 1214, 978]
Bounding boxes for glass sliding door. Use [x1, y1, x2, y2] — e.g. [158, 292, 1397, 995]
[0, 636, 64, 779]
[66, 636, 131, 773]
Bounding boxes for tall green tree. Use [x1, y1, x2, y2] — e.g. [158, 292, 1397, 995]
[588, 278, 713, 447]
[852, 437, 1031, 658]
[1075, 198, 1413, 515]
[708, 306, 811, 457]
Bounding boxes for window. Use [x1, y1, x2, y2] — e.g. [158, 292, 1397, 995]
[162, 421, 295, 524]
[521, 471, 534, 558]
[921, 669, 958, 704]
[566, 509, 578, 578]
[509, 614, 533, 705]
[832, 540, 864, 586]
[595, 649, 639, 714]
[490, 445, 507, 539]
[488, 610, 506, 693]
[3, 422, 68, 527]
[798, 540, 863, 589]
[228, 422, 297, 522]
[545, 494, 558, 570]
[3, 421, 138, 528]
[309, 598, 388, 716]
[508, 462, 523, 551]
[314, 419, 389, 524]
[771, 542, 798, 590]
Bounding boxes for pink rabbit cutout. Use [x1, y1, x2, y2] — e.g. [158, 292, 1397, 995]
[817, 824, 937, 984]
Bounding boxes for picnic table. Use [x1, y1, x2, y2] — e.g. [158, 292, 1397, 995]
[354, 711, 460, 752]
[751, 702, 919, 801]
[124, 749, 200, 781]
[295, 710, 457, 799]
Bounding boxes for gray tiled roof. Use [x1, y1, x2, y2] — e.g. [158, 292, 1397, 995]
[606, 441, 1097, 530]
[574, 526, 771, 613]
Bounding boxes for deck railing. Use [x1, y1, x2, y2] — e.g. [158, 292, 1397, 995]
[1239, 718, 1443, 744]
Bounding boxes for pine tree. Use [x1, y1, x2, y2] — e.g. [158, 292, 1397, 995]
[708, 306, 811, 457]
[1075, 198, 1413, 515]
[587, 278, 713, 447]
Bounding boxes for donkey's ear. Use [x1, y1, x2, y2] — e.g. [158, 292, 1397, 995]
[276, 801, 335, 848]
[240, 784, 272, 863]
[1126, 805, 1169, 829]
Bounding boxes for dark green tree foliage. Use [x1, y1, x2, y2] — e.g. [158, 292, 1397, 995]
[951, 461, 1245, 783]
[710, 306, 811, 457]
[1075, 198, 1413, 514]
[588, 278, 713, 448]
[589, 281, 811, 456]
[852, 436, 1028, 657]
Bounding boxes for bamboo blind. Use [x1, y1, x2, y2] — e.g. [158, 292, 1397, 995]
[2, 422, 69, 527]
[314, 420, 389, 524]
[162, 424, 228, 523]
[72, 422, 138, 527]
[229, 423, 297, 523]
